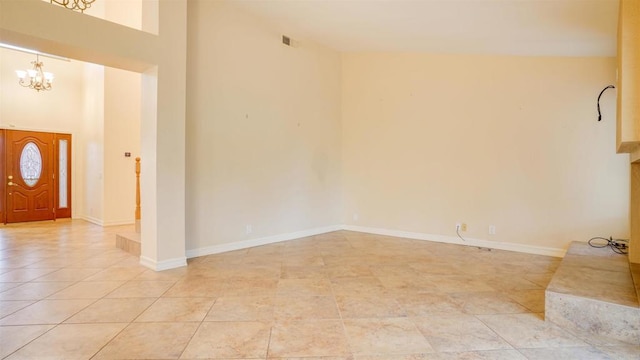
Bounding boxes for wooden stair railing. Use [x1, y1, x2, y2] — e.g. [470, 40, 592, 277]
[135, 157, 141, 232]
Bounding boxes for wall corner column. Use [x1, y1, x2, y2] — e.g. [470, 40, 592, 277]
[139, 0, 187, 271]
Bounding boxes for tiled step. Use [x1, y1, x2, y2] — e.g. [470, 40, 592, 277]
[115, 231, 141, 256]
[545, 241, 640, 345]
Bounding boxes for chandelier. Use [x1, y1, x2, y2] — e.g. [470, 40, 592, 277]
[50, 0, 96, 13]
[16, 55, 54, 92]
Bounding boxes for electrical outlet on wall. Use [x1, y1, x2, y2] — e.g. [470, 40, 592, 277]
[245, 224, 252, 235]
[489, 225, 496, 235]
[456, 223, 467, 232]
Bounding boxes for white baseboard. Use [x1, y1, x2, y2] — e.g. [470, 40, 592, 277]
[186, 224, 343, 259]
[139, 255, 187, 271]
[343, 225, 566, 258]
[79, 216, 134, 227]
[103, 220, 136, 226]
[80, 215, 103, 226]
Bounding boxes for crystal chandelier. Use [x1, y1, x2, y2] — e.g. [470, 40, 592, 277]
[50, 0, 96, 13]
[16, 55, 54, 92]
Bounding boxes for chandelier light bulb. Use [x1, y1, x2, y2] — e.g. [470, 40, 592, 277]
[16, 55, 54, 92]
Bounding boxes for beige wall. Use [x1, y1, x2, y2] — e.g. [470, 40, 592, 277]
[81, 63, 105, 223]
[103, 67, 141, 225]
[342, 53, 628, 251]
[2, 0, 630, 260]
[185, 1, 343, 252]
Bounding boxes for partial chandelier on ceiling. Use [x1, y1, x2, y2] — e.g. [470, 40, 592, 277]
[16, 55, 54, 92]
[50, 0, 96, 13]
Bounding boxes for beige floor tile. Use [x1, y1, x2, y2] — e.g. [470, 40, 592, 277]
[0, 223, 636, 359]
[325, 264, 374, 279]
[448, 291, 530, 315]
[34, 268, 103, 282]
[93, 322, 199, 359]
[277, 278, 334, 297]
[106, 280, 176, 298]
[281, 266, 328, 279]
[369, 265, 420, 279]
[205, 296, 274, 321]
[336, 294, 407, 319]
[275, 295, 340, 320]
[164, 278, 226, 297]
[353, 355, 434, 360]
[595, 345, 640, 359]
[523, 272, 555, 288]
[344, 318, 434, 355]
[134, 267, 189, 281]
[481, 275, 543, 291]
[505, 289, 546, 313]
[65, 298, 155, 323]
[0, 282, 22, 292]
[281, 255, 325, 267]
[331, 277, 390, 297]
[136, 297, 214, 322]
[181, 321, 271, 359]
[0, 325, 53, 358]
[378, 275, 435, 294]
[0, 299, 95, 325]
[5, 323, 126, 360]
[413, 314, 513, 352]
[424, 275, 496, 293]
[422, 350, 528, 359]
[409, 261, 464, 276]
[476, 313, 589, 349]
[396, 293, 462, 316]
[0, 268, 58, 282]
[47, 281, 125, 299]
[0, 300, 35, 318]
[517, 346, 611, 359]
[83, 266, 147, 281]
[357, 350, 527, 360]
[268, 320, 351, 358]
[0, 282, 74, 300]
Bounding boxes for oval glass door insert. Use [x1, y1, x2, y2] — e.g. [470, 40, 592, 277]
[20, 142, 43, 187]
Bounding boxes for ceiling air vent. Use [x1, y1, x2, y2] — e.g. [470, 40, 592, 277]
[282, 35, 291, 46]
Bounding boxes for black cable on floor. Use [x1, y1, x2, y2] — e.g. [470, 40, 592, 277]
[588, 236, 629, 255]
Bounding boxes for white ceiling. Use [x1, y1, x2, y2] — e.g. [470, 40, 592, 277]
[231, 0, 619, 56]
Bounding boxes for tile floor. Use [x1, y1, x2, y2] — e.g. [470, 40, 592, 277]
[0, 220, 638, 359]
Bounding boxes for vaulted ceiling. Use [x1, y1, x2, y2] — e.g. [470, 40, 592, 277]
[231, 0, 619, 56]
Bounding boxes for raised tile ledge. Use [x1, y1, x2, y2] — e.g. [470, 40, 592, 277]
[116, 232, 141, 257]
[547, 242, 639, 306]
[545, 241, 640, 345]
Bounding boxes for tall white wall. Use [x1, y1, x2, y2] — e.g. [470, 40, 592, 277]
[103, 0, 142, 225]
[342, 54, 628, 252]
[103, 67, 141, 225]
[185, 1, 343, 253]
[81, 63, 105, 223]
